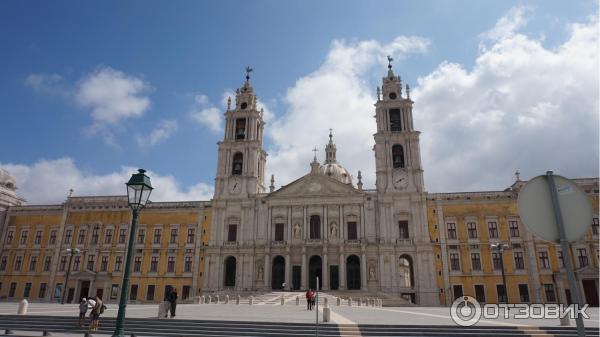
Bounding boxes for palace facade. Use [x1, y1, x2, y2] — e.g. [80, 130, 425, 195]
[0, 64, 597, 306]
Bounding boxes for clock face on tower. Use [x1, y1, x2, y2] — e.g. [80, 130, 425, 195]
[229, 178, 242, 195]
[392, 169, 409, 190]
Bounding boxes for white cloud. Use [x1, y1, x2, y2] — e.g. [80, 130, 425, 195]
[136, 119, 178, 148]
[190, 94, 223, 132]
[265, 36, 430, 188]
[480, 6, 531, 43]
[0, 158, 213, 204]
[76, 67, 151, 125]
[23, 73, 70, 97]
[413, 9, 599, 192]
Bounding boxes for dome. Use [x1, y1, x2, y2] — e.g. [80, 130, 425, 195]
[319, 162, 353, 185]
[0, 169, 17, 191]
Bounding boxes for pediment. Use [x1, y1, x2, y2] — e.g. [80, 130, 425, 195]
[268, 173, 363, 199]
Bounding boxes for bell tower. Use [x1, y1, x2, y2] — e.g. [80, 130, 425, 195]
[214, 67, 267, 199]
[373, 57, 424, 194]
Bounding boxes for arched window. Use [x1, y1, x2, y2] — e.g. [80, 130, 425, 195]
[398, 254, 414, 288]
[232, 153, 243, 175]
[389, 108, 402, 131]
[309, 215, 321, 239]
[392, 145, 405, 168]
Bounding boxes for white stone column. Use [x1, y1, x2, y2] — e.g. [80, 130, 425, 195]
[361, 253, 367, 291]
[391, 254, 398, 293]
[285, 254, 291, 289]
[287, 207, 292, 242]
[215, 255, 222, 290]
[339, 206, 344, 241]
[301, 250, 307, 290]
[379, 254, 385, 290]
[323, 253, 329, 290]
[339, 251, 346, 290]
[264, 254, 270, 290]
[323, 206, 328, 241]
[303, 207, 308, 240]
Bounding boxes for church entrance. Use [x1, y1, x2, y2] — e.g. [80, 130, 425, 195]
[346, 255, 361, 290]
[329, 265, 339, 290]
[79, 281, 90, 301]
[292, 266, 301, 290]
[271, 256, 285, 290]
[308, 255, 322, 290]
[224, 256, 236, 287]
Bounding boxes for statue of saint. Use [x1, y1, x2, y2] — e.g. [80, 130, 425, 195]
[293, 223, 301, 238]
[257, 265, 264, 280]
[330, 222, 338, 238]
[369, 265, 376, 280]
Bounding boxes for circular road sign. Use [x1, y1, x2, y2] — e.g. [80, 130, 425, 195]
[517, 174, 593, 242]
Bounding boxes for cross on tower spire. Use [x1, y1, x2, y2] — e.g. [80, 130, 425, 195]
[387, 55, 394, 69]
[245, 66, 253, 81]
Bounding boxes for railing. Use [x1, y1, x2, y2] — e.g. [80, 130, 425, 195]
[271, 240, 287, 246]
[223, 241, 238, 246]
[396, 238, 413, 244]
[345, 239, 361, 245]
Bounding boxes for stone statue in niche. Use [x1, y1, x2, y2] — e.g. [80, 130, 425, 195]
[330, 222, 338, 238]
[369, 265, 376, 280]
[293, 223, 302, 238]
[257, 264, 264, 280]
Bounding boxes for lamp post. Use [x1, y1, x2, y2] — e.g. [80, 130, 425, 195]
[112, 169, 153, 337]
[491, 243, 510, 303]
[60, 248, 81, 304]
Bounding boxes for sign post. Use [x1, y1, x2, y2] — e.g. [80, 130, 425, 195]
[315, 276, 319, 337]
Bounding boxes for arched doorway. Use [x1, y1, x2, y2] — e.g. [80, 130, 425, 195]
[224, 256, 236, 287]
[398, 254, 414, 288]
[308, 255, 322, 290]
[346, 255, 361, 290]
[271, 256, 285, 290]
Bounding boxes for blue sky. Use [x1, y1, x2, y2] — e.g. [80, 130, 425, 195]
[0, 1, 598, 203]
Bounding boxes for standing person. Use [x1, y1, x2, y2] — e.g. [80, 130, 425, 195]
[78, 298, 88, 327]
[89, 295, 103, 331]
[305, 289, 313, 311]
[168, 288, 178, 318]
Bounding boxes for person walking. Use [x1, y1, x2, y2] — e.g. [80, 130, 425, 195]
[305, 289, 313, 311]
[78, 298, 88, 327]
[89, 295, 103, 331]
[168, 288, 178, 318]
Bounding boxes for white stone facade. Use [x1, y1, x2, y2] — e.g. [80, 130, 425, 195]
[203, 65, 439, 305]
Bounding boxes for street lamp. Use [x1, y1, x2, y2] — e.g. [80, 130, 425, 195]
[112, 169, 153, 337]
[60, 247, 81, 304]
[491, 243, 510, 303]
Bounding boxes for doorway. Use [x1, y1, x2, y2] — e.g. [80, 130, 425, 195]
[583, 279, 599, 307]
[271, 256, 285, 290]
[329, 265, 339, 290]
[308, 256, 322, 290]
[79, 281, 90, 301]
[224, 256, 236, 287]
[67, 288, 75, 303]
[292, 266, 301, 290]
[346, 255, 361, 290]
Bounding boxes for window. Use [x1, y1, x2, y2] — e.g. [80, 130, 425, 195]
[235, 118, 246, 140]
[309, 215, 321, 239]
[471, 253, 481, 271]
[274, 223, 284, 241]
[452, 285, 463, 300]
[509, 220, 519, 237]
[391, 144, 404, 168]
[133, 256, 142, 272]
[398, 221, 409, 239]
[146, 285, 155, 301]
[20, 230, 28, 245]
[348, 221, 358, 240]
[184, 256, 193, 273]
[8, 282, 16, 297]
[5, 230, 14, 244]
[514, 252, 524, 270]
[232, 153, 243, 175]
[557, 251, 565, 268]
[73, 256, 80, 271]
[0, 256, 7, 271]
[34, 231, 42, 245]
[137, 229, 146, 244]
[467, 222, 477, 239]
[115, 256, 123, 271]
[59, 256, 67, 271]
[227, 225, 237, 242]
[150, 256, 158, 273]
[77, 229, 86, 244]
[49, 230, 57, 245]
[447, 223, 457, 239]
[577, 248, 588, 267]
[153, 228, 162, 244]
[130, 284, 138, 301]
[593, 217, 599, 235]
[544, 284, 556, 302]
[182, 285, 191, 300]
[63, 229, 72, 244]
[91, 226, 99, 244]
[111, 284, 119, 299]
[492, 253, 502, 270]
[14, 256, 22, 271]
[449, 253, 460, 271]
[104, 229, 113, 245]
[87, 255, 95, 271]
[474, 285, 486, 303]
[100, 256, 108, 272]
[23, 283, 32, 298]
[167, 256, 175, 273]
[519, 284, 530, 302]
[488, 222, 498, 238]
[187, 228, 195, 244]
[118, 228, 127, 244]
[496, 284, 507, 303]
[538, 251, 550, 269]
[389, 108, 402, 131]
[29, 256, 37, 272]
[38, 283, 47, 299]
[170, 228, 178, 244]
